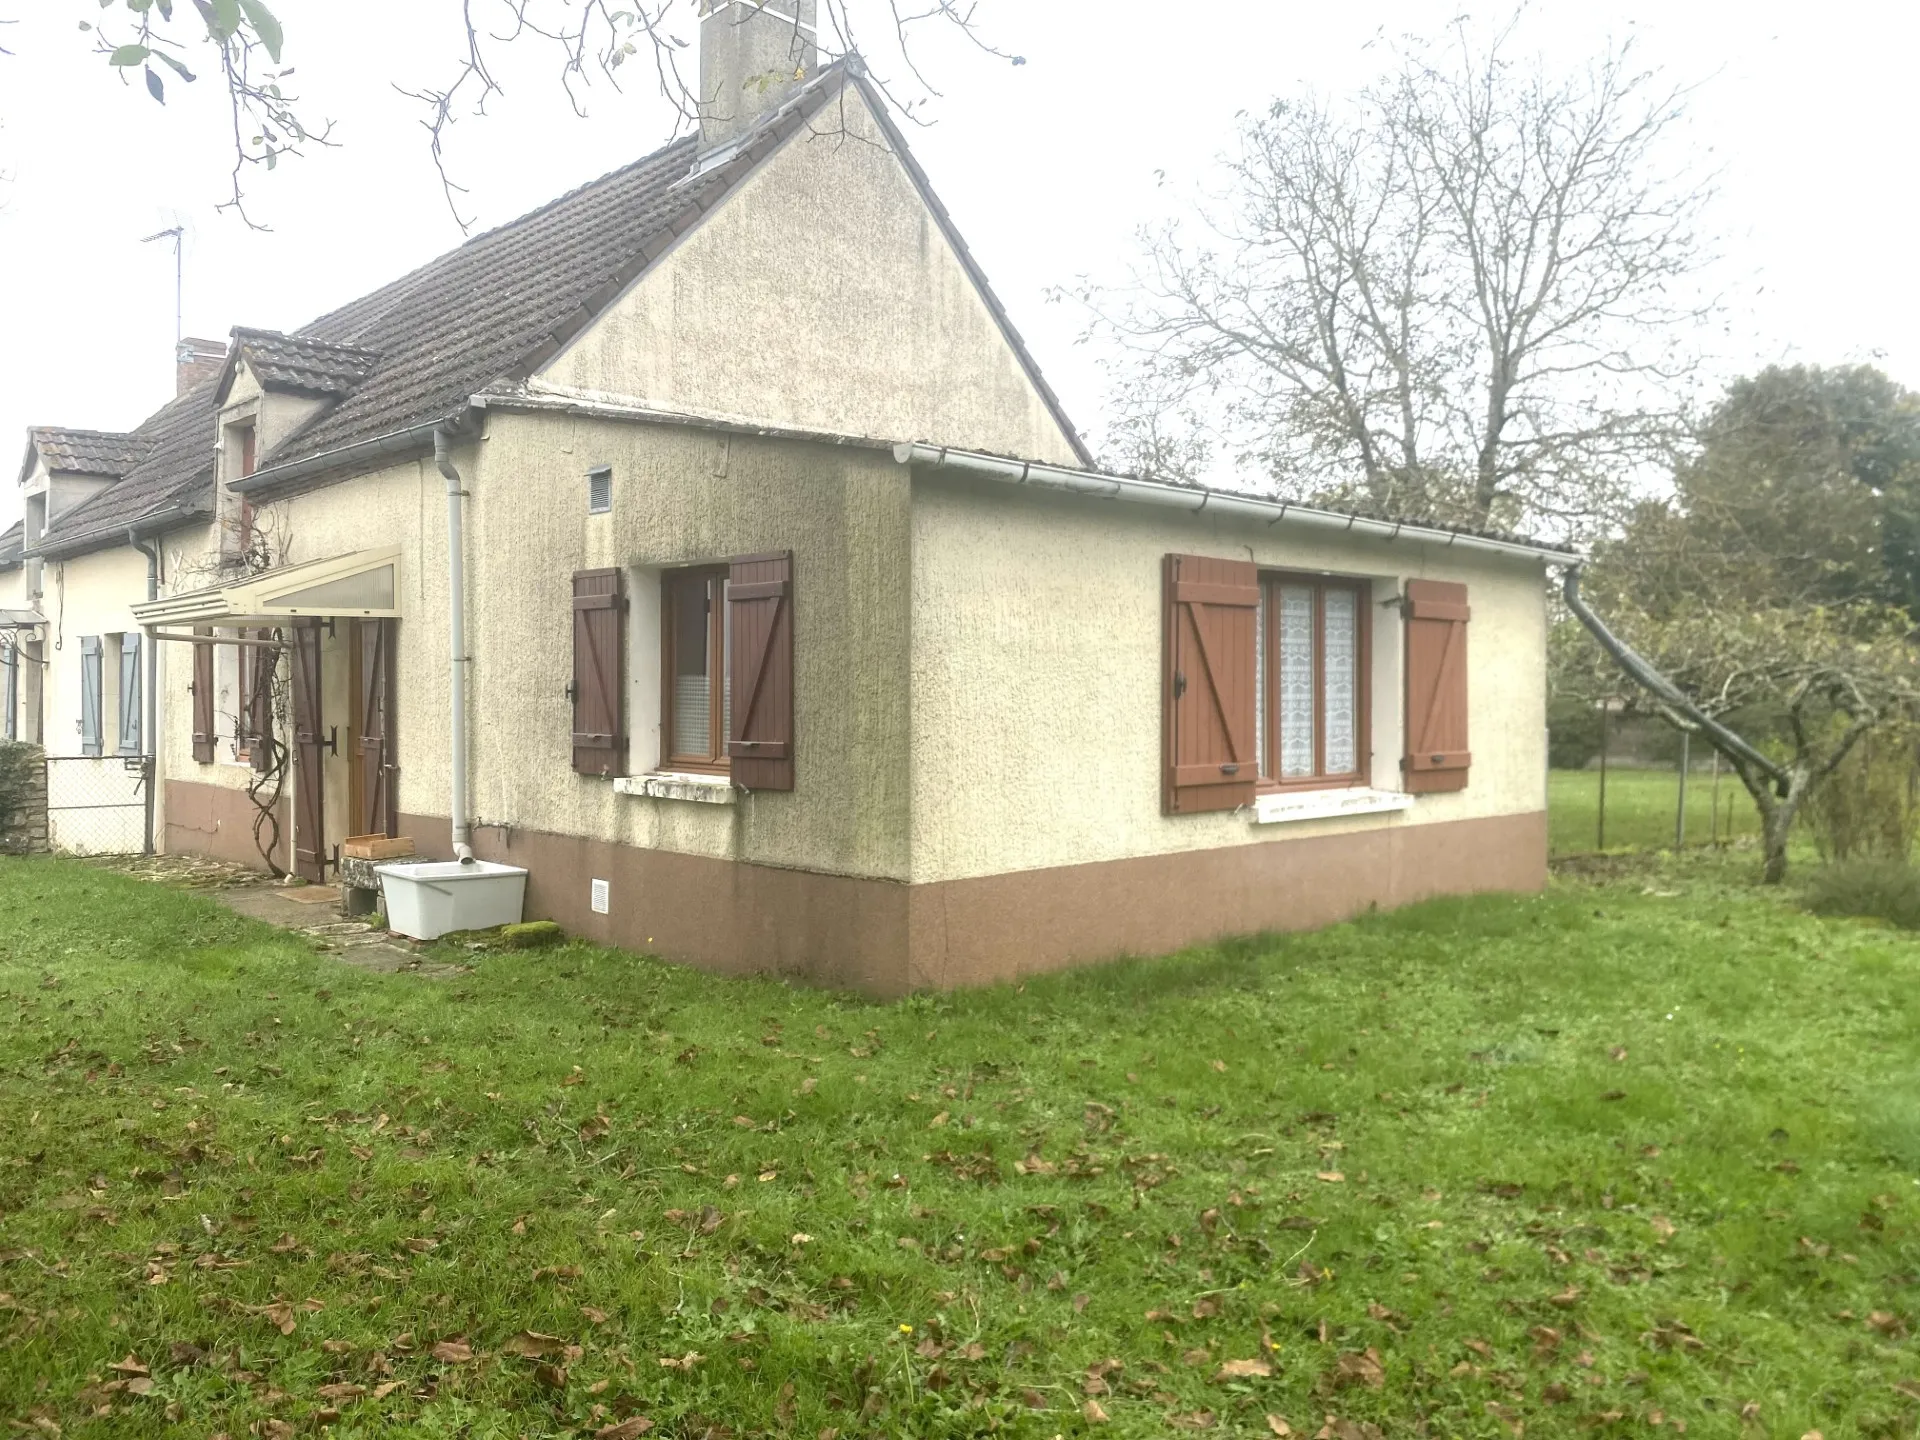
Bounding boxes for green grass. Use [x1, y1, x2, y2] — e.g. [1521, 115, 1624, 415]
[2, 857, 1918, 1439]
[1550, 768, 1764, 857]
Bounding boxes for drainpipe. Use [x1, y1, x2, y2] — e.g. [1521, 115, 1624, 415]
[434, 427, 476, 864]
[130, 529, 161, 857]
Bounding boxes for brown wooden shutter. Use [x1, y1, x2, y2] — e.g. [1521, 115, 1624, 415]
[357, 619, 398, 838]
[571, 568, 626, 777]
[191, 628, 215, 763]
[290, 620, 326, 881]
[1402, 579, 1471, 793]
[248, 631, 277, 775]
[1163, 554, 1260, 814]
[727, 551, 796, 791]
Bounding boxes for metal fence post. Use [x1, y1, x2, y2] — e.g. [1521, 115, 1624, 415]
[1597, 699, 1610, 852]
[1676, 731, 1690, 850]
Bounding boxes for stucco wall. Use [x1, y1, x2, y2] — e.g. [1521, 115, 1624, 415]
[41, 546, 153, 759]
[463, 411, 913, 884]
[540, 82, 1082, 468]
[154, 414, 914, 883]
[905, 470, 1549, 885]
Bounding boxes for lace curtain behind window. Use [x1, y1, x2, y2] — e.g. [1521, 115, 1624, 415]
[1278, 585, 1315, 778]
[1323, 588, 1358, 774]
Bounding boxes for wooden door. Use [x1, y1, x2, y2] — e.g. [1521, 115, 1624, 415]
[291, 620, 327, 881]
[355, 619, 397, 838]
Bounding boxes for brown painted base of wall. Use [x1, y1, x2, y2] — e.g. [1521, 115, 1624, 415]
[393, 809, 1547, 996]
[167, 789, 1542, 994]
[164, 778, 290, 873]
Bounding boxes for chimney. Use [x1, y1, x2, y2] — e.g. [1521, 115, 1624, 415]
[699, 0, 818, 152]
[176, 336, 226, 397]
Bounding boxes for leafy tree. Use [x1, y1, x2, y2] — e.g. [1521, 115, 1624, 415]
[1567, 365, 1920, 882]
[1079, 14, 1710, 536]
[7, 1, 1015, 228]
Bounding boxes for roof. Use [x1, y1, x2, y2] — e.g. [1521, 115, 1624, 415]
[223, 329, 380, 400]
[32, 60, 1091, 553]
[28, 381, 219, 558]
[0, 521, 21, 569]
[21, 426, 148, 482]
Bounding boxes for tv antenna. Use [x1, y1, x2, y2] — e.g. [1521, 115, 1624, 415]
[141, 225, 185, 347]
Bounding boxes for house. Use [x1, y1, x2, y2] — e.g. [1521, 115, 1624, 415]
[30, 0, 1568, 992]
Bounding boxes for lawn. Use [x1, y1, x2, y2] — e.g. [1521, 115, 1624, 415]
[1, 856, 1918, 1439]
[1549, 768, 1764, 858]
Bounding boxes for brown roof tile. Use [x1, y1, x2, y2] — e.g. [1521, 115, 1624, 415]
[27, 427, 148, 478]
[230, 329, 380, 398]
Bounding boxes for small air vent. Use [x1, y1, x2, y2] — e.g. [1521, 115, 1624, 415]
[587, 467, 613, 515]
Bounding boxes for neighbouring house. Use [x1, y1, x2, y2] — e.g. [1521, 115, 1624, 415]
[0, 521, 38, 745]
[29, 1, 1570, 992]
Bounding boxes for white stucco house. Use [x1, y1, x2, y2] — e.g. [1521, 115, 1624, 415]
[13, 0, 1571, 993]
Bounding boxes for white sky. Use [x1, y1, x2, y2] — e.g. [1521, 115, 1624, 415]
[1, 0, 1915, 530]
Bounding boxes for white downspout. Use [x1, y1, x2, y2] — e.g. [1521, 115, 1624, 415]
[434, 427, 476, 864]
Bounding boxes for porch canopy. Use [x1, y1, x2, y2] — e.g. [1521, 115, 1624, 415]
[132, 546, 402, 631]
[0, 609, 45, 630]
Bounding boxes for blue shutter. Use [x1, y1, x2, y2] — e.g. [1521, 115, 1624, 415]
[79, 636, 102, 756]
[119, 633, 142, 755]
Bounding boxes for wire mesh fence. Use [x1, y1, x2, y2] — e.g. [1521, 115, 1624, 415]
[44, 754, 150, 856]
[1549, 754, 1762, 858]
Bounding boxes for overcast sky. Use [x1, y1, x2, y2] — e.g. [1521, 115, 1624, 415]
[2, 1, 1915, 531]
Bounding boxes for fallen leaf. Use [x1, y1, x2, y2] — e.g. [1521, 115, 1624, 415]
[1650, 1215, 1676, 1243]
[502, 1331, 569, 1358]
[581, 1305, 609, 1324]
[535, 1363, 568, 1389]
[657, 1351, 704, 1371]
[1267, 1419, 1294, 1438]
[1328, 1347, 1384, 1391]
[1608, 1045, 1627, 1061]
[1549, 1285, 1583, 1308]
[107, 1355, 149, 1377]
[595, 1420, 654, 1440]
[315, 1383, 366, 1401]
[1894, 1380, 1920, 1402]
[1315, 1171, 1346, 1184]
[1216, 1358, 1272, 1381]
[430, 1340, 473, 1363]
[1868, 1311, 1909, 1338]
[1083, 1399, 1110, 1424]
[1169, 1412, 1218, 1430]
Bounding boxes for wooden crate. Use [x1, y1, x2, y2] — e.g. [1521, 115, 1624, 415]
[342, 834, 416, 861]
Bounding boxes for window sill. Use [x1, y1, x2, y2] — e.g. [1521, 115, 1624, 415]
[614, 772, 737, 806]
[1250, 787, 1414, 826]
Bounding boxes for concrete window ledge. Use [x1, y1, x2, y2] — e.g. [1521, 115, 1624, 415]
[614, 773, 738, 806]
[1251, 788, 1415, 826]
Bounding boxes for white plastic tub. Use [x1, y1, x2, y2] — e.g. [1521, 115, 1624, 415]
[375, 859, 529, 940]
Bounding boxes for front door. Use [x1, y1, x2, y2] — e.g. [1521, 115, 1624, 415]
[291, 620, 327, 882]
[352, 619, 397, 839]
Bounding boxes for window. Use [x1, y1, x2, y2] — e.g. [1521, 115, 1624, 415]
[662, 567, 731, 772]
[1257, 573, 1368, 789]
[587, 467, 612, 515]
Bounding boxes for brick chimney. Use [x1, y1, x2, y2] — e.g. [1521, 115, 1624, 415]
[176, 336, 227, 397]
[699, 0, 818, 151]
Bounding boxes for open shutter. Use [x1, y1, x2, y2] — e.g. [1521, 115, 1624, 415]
[727, 551, 795, 791]
[291, 620, 326, 881]
[1402, 579, 1471, 793]
[249, 632, 278, 775]
[1163, 554, 1259, 814]
[79, 636, 103, 757]
[358, 619, 398, 837]
[571, 569, 626, 776]
[119, 633, 142, 755]
[192, 628, 215, 763]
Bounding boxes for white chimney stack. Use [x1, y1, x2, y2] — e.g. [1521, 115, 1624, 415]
[699, 0, 819, 151]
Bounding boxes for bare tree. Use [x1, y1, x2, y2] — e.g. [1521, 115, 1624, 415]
[12, 1, 1016, 230]
[1081, 15, 1711, 535]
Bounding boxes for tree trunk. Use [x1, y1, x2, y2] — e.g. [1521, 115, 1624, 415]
[1761, 804, 1794, 885]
